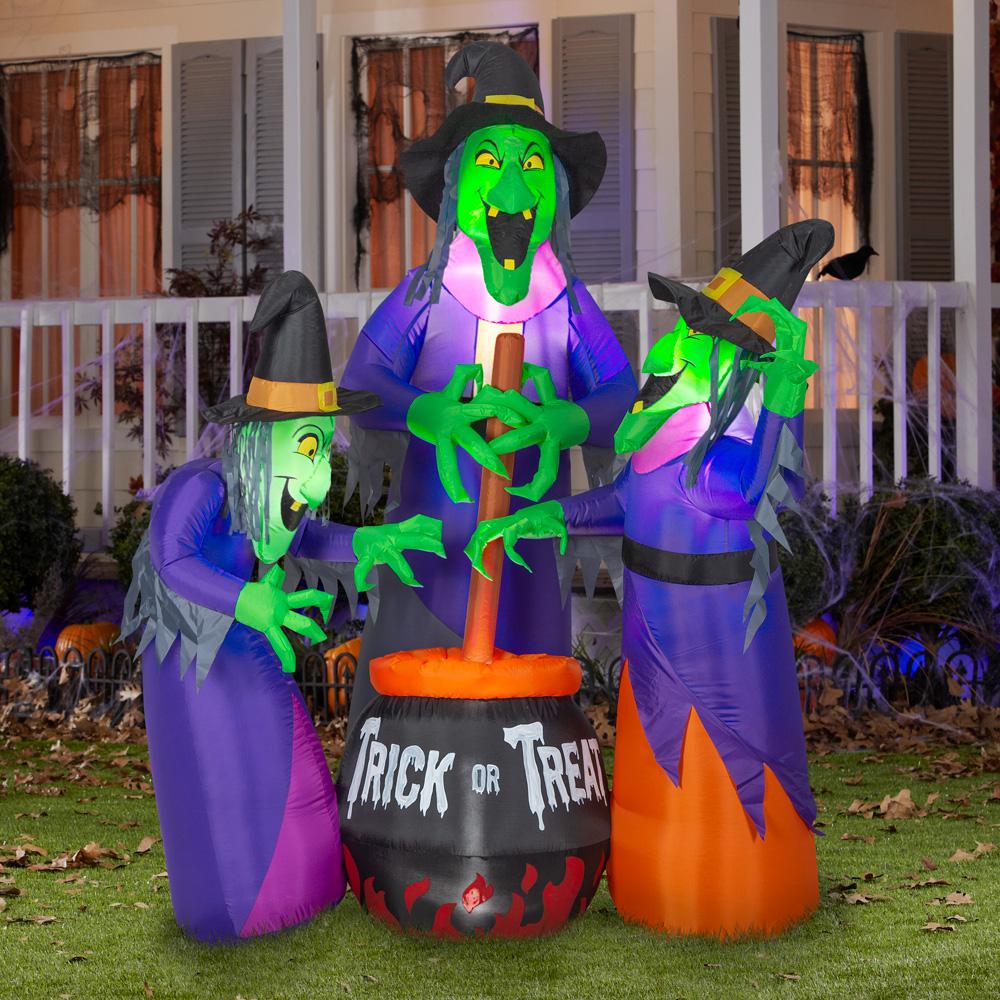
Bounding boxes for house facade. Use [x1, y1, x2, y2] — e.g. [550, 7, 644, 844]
[0, 0, 994, 542]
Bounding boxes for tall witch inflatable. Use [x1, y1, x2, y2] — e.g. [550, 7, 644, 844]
[121, 272, 443, 941]
[342, 41, 636, 726]
[468, 221, 834, 937]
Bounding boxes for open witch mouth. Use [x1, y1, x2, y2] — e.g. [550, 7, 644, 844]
[483, 196, 536, 270]
[632, 366, 687, 412]
[280, 480, 308, 532]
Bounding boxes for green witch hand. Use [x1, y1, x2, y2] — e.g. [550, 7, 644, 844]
[234, 564, 334, 674]
[464, 500, 568, 580]
[353, 514, 446, 592]
[733, 295, 818, 419]
[406, 363, 529, 504]
[489, 364, 590, 502]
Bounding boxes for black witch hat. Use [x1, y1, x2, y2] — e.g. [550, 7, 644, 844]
[400, 41, 607, 222]
[647, 220, 836, 355]
[203, 271, 379, 424]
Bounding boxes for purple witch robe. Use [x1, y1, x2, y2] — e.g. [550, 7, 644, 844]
[122, 458, 356, 941]
[560, 404, 816, 837]
[342, 241, 635, 720]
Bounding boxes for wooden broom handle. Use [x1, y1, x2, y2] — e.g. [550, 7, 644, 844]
[462, 332, 525, 663]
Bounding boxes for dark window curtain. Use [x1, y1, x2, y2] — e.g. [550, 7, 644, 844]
[787, 31, 873, 244]
[351, 26, 539, 288]
[0, 52, 162, 290]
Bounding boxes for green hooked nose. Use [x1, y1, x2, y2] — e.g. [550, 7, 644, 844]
[485, 160, 535, 215]
[299, 456, 332, 509]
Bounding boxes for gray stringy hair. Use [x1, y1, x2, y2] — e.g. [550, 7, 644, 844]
[221, 420, 272, 543]
[405, 143, 581, 313]
[682, 344, 805, 650]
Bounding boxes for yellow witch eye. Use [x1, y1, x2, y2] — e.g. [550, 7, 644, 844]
[522, 153, 544, 171]
[296, 433, 319, 460]
[475, 150, 500, 169]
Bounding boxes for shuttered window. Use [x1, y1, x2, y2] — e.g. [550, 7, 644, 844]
[896, 32, 953, 281]
[172, 38, 309, 277]
[172, 41, 242, 272]
[552, 15, 635, 284]
[246, 38, 286, 278]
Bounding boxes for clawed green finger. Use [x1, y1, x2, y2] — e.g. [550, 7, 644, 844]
[354, 555, 376, 593]
[464, 539, 491, 580]
[282, 610, 326, 643]
[384, 549, 421, 588]
[444, 363, 484, 400]
[502, 531, 532, 572]
[453, 425, 510, 478]
[506, 481, 544, 501]
[522, 363, 557, 404]
[286, 587, 333, 621]
[401, 533, 447, 558]
[265, 626, 295, 673]
[490, 422, 546, 455]
[397, 514, 438, 534]
[507, 443, 559, 501]
[435, 438, 471, 504]
[462, 393, 529, 427]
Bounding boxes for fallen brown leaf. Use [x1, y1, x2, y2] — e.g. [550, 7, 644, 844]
[841, 832, 876, 845]
[944, 892, 974, 906]
[135, 837, 158, 855]
[921, 922, 955, 932]
[949, 849, 979, 862]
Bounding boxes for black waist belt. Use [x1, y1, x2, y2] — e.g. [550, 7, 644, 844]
[622, 536, 778, 586]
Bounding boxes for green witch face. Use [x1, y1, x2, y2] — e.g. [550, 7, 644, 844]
[238, 415, 336, 564]
[614, 317, 740, 455]
[456, 124, 557, 306]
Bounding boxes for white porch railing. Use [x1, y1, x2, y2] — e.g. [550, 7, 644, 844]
[0, 278, 994, 543]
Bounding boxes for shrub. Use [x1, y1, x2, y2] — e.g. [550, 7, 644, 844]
[108, 500, 152, 589]
[779, 478, 1000, 660]
[0, 457, 81, 614]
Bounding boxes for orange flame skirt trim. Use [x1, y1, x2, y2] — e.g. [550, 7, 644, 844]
[608, 664, 818, 938]
[370, 646, 581, 699]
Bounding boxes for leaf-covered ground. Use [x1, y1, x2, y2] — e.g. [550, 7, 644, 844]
[1, 734, 999, 1000]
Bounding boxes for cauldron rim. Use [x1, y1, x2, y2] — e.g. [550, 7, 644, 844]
[370, 646, 581, 699]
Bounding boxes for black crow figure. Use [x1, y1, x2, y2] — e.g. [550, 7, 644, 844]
[818, 244, 878, 280]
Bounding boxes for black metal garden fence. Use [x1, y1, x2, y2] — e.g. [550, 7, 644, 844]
[2, 634, 996, 731]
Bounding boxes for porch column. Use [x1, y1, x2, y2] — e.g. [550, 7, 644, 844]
[739, 0, 781, 251]
[953, 0, 993, 488]
[283, 0, 320, 284]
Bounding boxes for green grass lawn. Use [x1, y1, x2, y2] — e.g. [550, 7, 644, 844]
[1, 735, 998, 1000]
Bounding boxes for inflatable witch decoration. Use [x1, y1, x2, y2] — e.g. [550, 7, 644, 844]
[468, 221, 834, 937]
[121, 271, 444, 942]
[342, 41, 636, 725]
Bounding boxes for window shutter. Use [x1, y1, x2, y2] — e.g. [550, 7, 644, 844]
[897, 32, 953, 281]
[172, 41, 243, 272]
[712, 17, 742, 268]
[246, 37, 284, 277]
[552, 15, 635, 284]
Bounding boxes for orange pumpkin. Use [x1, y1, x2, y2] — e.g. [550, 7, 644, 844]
[324, 637, 361, 714]
[793, 617, 837, 666]
[55, 622, 120, 663]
